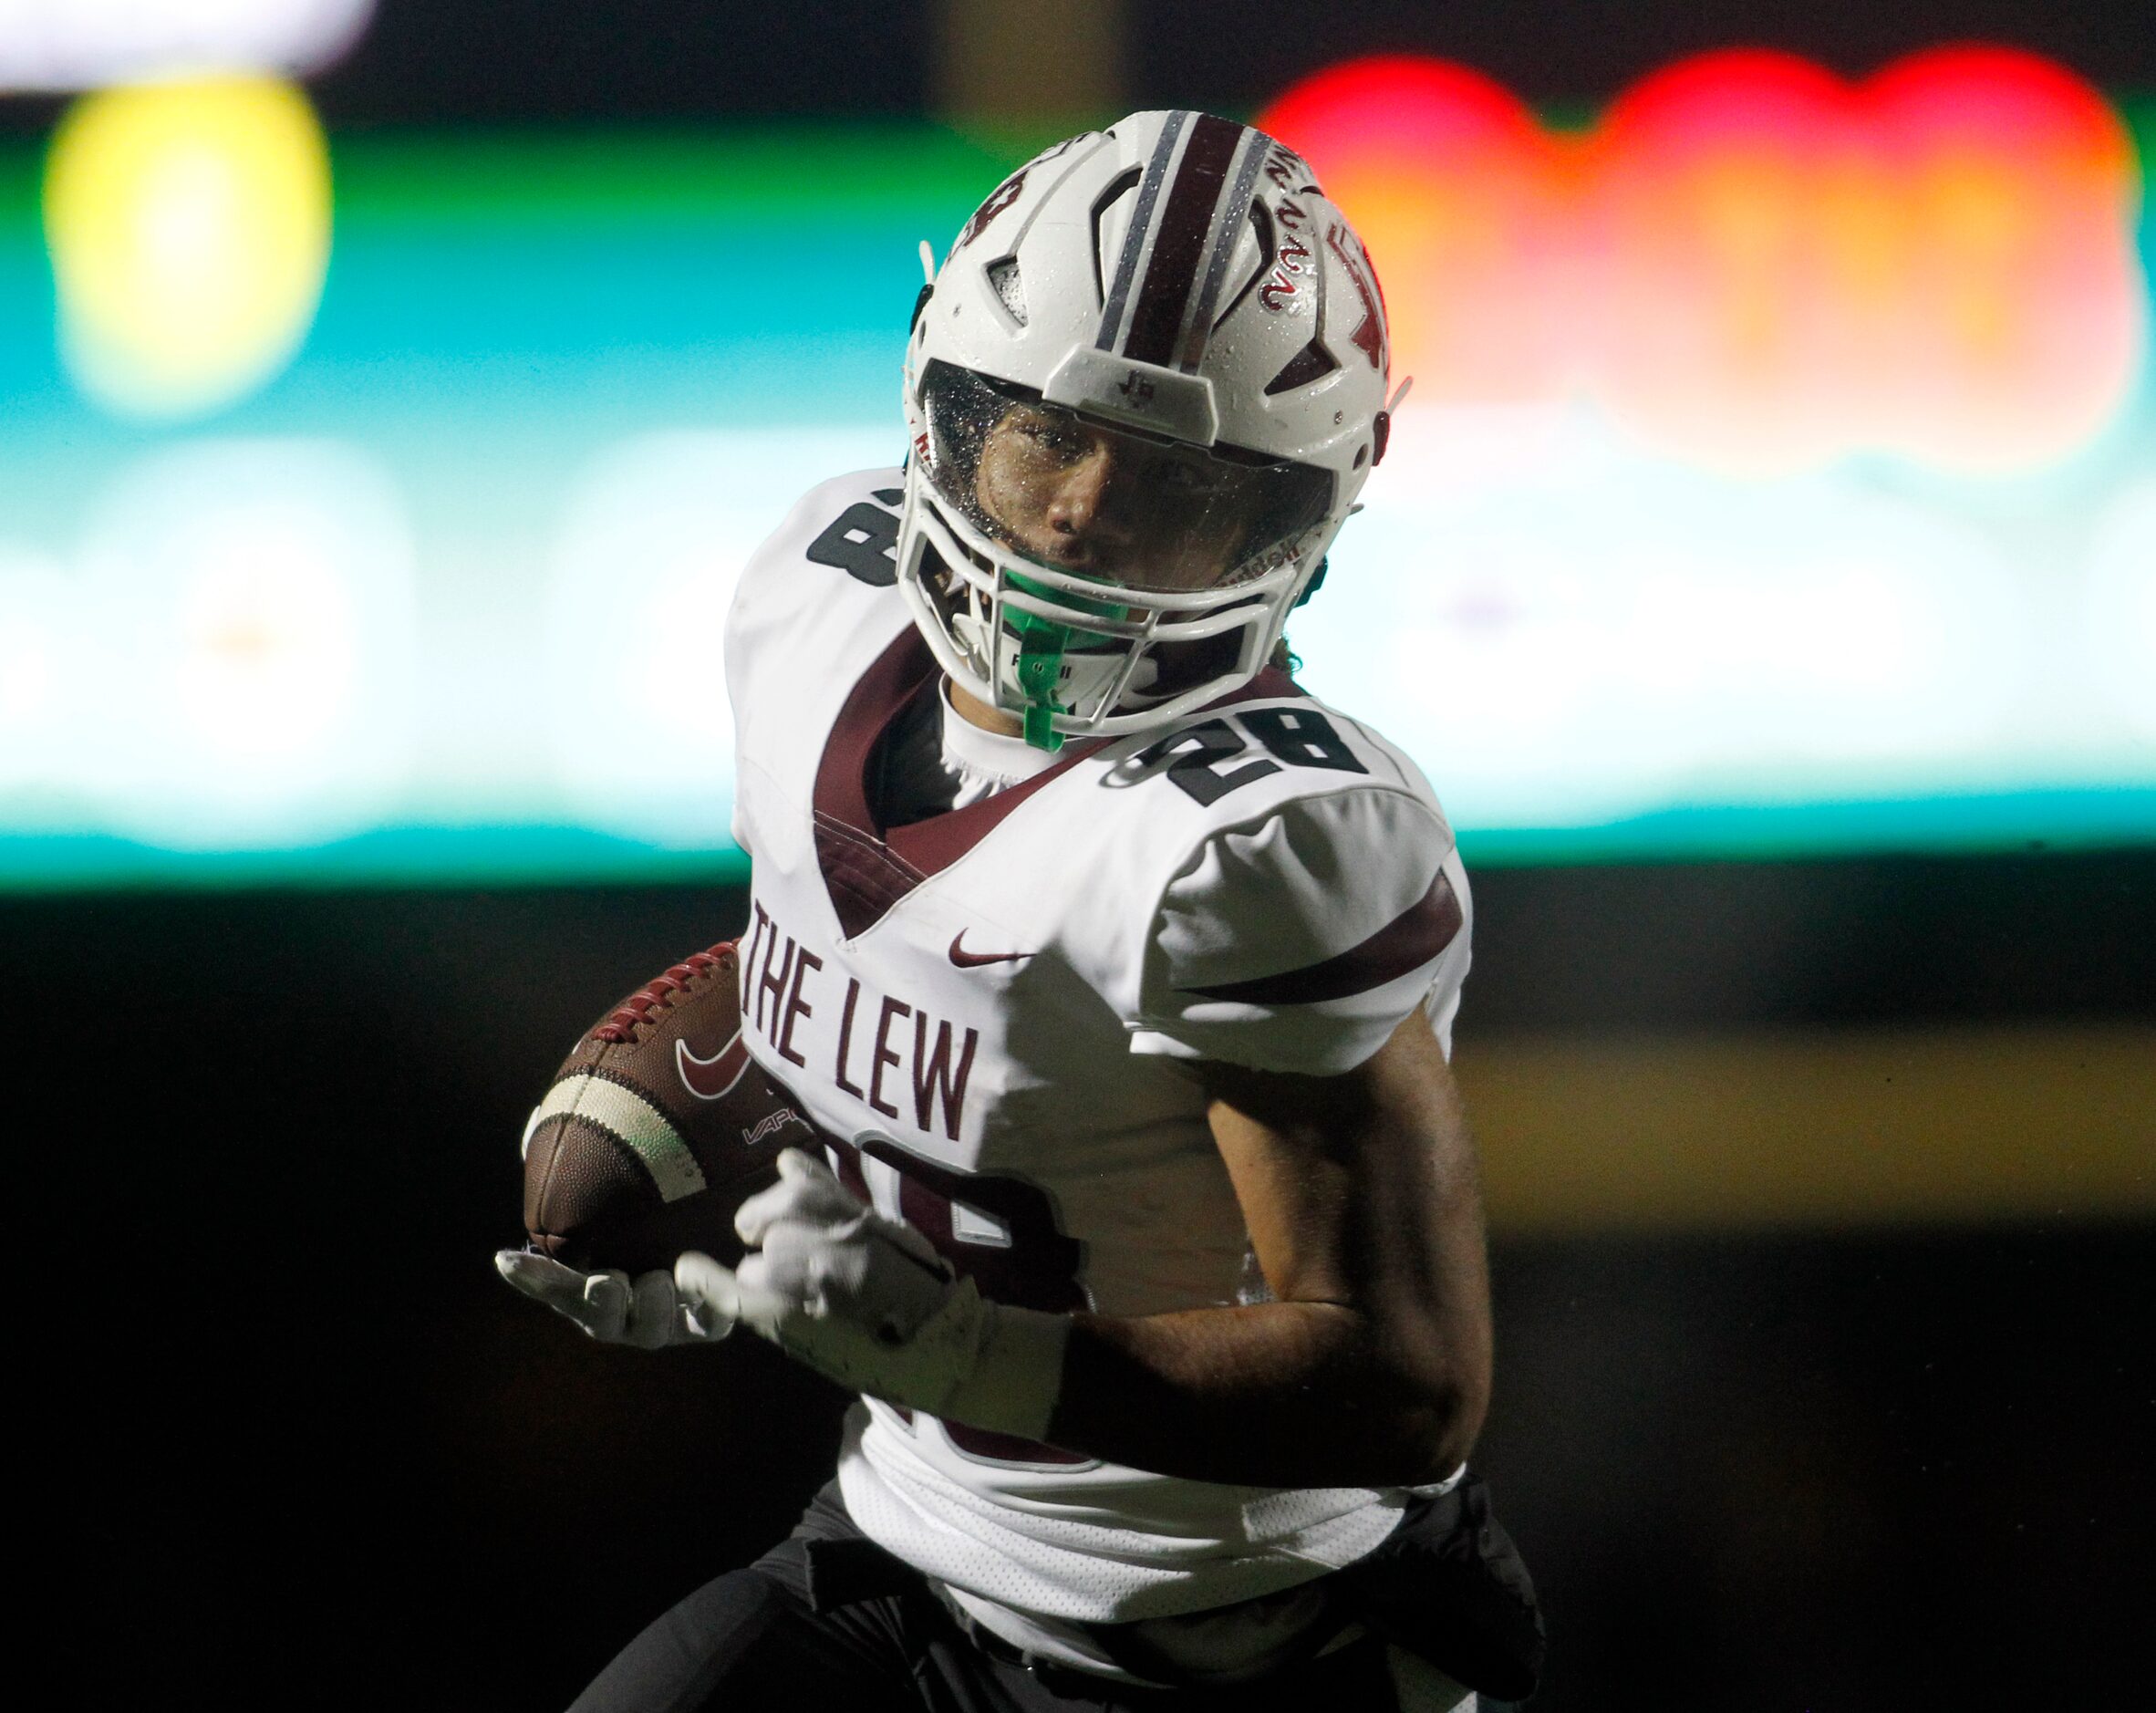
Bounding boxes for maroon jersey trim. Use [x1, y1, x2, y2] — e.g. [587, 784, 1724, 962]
[1180, 866, 1463, 1006]
[810, 628, 1301, 941]
[812, 630, 1104, 938]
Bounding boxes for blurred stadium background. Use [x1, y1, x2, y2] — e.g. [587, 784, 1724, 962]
[3, 1, 2147, 1706]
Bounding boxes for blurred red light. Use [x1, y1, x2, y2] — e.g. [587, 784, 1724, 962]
[1257, 46, 2146, 472]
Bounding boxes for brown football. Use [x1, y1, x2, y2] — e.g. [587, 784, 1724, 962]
[521, 941, 814, 1274]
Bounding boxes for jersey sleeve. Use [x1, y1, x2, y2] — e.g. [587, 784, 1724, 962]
[1127, 787, 1472, 1076]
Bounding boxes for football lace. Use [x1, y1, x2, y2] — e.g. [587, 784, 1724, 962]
[592, 943, 735, 1043]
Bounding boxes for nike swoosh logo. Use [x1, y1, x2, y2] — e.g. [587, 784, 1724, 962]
[948, 932, 1032, 970]
[677, 1031, 751, 1101]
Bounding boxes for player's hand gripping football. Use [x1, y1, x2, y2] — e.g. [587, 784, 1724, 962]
[674, 1147, 1069, 1440]
[494, 1249, 728, 1349]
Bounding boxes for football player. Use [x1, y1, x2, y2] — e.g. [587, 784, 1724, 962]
[502, 110, 1541, 1711]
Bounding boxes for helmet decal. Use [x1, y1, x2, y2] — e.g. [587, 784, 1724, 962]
[1260, 194, 1318, 313]
[1324, 220, 1387, 371]
[1261, 143, 1322, 194]
[955, 169, 1030, 254]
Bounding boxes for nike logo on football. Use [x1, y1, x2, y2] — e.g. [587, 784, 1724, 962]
[677, 1031, 751, 1101]
[948, 932, 1032, 970]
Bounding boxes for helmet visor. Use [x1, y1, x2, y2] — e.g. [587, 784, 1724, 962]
[918, 362, 1332, 598]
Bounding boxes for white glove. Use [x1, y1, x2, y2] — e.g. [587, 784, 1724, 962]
[674, 1147, 1069, 1440]
[494, 1249, 734, 1350]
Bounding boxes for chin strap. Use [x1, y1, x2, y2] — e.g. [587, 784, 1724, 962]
[1001, 571, 1131, 753]
[1009, 610, 1071, 753]
[1022, 707, 1062, 751]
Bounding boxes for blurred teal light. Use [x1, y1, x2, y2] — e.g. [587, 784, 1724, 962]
[0, 120, 2151, 888]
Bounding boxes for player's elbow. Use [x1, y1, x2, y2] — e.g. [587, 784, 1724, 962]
[1424, 1376, 1490, 1479]
[1382, 1368, 1488, 1484]
[1373, 1322, 1491, 1482]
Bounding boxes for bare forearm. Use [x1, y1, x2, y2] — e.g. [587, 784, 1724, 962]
[1048, 1297, 1480, 1487]
[1034, 1018, 1494, 1488]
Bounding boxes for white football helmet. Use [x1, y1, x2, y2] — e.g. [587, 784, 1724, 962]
[896, 109, 1395, 750]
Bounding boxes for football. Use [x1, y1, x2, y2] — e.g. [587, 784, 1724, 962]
[521, 941, 816, 1274]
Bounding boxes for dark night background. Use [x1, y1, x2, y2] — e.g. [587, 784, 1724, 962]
[7, 0, 2156, 134]
[7, 3, 2152, 1708]
[21, 852, 2151, 1708]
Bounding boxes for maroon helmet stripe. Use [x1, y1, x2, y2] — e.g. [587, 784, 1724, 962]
[1181, 868, 1464, 1005]
[1177, 128, 1270, 370]
[1120, 113, 1245, 368]
[1097, 111, 1187, 351]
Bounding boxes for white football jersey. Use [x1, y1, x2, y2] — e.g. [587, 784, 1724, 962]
[724, 469, 1474, 1625]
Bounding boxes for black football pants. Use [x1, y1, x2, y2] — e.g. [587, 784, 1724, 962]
[566, 1484, 1478, 1713]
